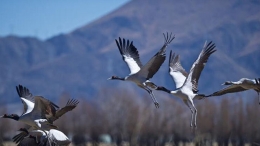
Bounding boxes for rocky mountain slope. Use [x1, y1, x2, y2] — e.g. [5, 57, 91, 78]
[0, 0, 260, 104]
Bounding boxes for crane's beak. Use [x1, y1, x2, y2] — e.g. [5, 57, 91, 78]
[107, 77, 112, 80]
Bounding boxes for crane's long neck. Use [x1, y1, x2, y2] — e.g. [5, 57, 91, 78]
[223, 81, 233, 85]
[110, 76, 125, 81]
[156, 86, 172, 94]
[2, 114, 19, 121]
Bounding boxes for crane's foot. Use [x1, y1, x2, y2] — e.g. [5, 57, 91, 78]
[190, 123, 197, 128]
[154, 102, 160, 108]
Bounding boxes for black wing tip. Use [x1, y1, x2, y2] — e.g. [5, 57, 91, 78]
[169, 50, 180, 66]
[115, 37, 123, 55]
[12, 131, 27, 144]
[115, 37, 124, 42]
[16, 86, 22, 97]
[169, 50, 174, 66]
[115, 37, 134, 56]
[129, 41, 138, 51]
[16, 84, 32, 98]
[66, 99, 79, 106]
[163, 32, 175, 45]
[203, 41, 217, 55]
[159, 32, 175, 56]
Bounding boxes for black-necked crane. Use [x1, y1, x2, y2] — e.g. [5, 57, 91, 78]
[10, 85, 79, 144]
[1, 93, 58, 130]
[15, 84, 79, 122]
[1, 84, 79, 129]
[108, 33, 175, 108]
[12, 99, 79, 144]
[156, 41, 216, 127]
[206, 78, 260, 103]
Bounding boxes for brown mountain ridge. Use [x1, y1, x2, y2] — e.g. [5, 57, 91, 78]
[0, 0, 260, 103]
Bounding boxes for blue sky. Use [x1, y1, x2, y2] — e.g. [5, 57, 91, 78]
[0, 0, 129, 40]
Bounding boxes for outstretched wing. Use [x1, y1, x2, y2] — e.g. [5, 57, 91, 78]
[168, 50, 188, 89]
[31, 96, 59, 119]
[207, 85, 248, 97]
[16, 85, 34, 102]
[12, 126, 32, 144]
[139, 32, 175, 79]
[49, 99, 79, 123]
[115, 37, 143, 75]
[13, 131, 28, 144]
[48, 129, 71, 145]
[16, 85, 35, 116]
[183, 41, 216, 92]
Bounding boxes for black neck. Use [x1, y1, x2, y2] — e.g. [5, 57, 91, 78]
[223, 81, 232, 85]
[111, 76, 125, 81]
[156, 86, 171, 93]
[3, 114, 19, 121]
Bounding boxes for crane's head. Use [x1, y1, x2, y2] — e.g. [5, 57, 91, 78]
[156, 86, 171, 94]
[107, 76, 125, 80]
[222, 81, 233, 85]
[1, 114, 19, 121]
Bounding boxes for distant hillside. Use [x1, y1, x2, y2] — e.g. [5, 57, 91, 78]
[0, 0, 260, 104]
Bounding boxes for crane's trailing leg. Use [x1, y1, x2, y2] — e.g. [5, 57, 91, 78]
[142, 85, 160, 108]
[184, 100, 194, 127]
[190, 101, 197, 127]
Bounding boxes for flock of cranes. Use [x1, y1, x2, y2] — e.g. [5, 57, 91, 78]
[1, 85, 79, 145]
[1, 32, 260, 145]
[108, 32, 260, 127]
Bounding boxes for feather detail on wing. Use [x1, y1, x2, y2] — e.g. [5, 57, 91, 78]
[183, 41, 216, 92]
[168, 50, 188, 89]
[139, 32, 175, 79]
[115, 37, 143, 75]
[16, 85, 34, 103]
[48, 99, 79, 123]
[13, 131, 28, 144]
[16, 85, 35, 116]
[31, 96, 59, 119]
